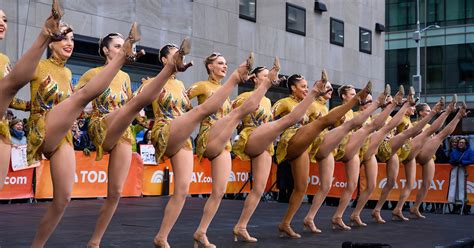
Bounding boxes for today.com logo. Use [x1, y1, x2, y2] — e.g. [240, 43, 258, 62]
[378, 178, 446, 190]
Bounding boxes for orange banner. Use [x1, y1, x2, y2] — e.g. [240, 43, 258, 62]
[306, 162, 357, 199]
[0, 163, 34, 199]
[35, 152, 143, 199]
[361, 163, 451, 203]
[466, 166, 474, 205]
[142, 156, 254, 196]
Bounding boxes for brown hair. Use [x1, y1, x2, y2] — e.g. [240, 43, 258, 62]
[204, 52, 223, 75]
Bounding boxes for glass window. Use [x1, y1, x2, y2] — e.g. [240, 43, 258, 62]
[386, 0, 417, 31]
[330, 18, 344, 46]
[468, 0, 474, 24]
[427, 0, 445, 25]
[445, 0, 465, 25]
[286, 3, 306, 36]
[359, 27, 372, 54]
[239, 0, 257, 22]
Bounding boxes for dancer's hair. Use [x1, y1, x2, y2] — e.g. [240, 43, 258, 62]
[204, 52, 224, 75]
[158, 43, 179, 65]
[337, 84, 355, 99]
[98, 32, 124, 58]
[286, 74, 304, 94]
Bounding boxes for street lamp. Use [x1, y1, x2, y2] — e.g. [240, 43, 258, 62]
[413, 0, 441, 99]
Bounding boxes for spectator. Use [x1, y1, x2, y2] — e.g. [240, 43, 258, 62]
[136, 129, 152, 154]
[9, 119, 26, 145]
[72, 120, 93, 154]
[448, 137, 459, 157]
[6, 109, 14, 122]
[435, 141, 449, 163]
[448, 137, 474, 210]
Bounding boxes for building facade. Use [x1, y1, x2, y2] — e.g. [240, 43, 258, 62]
[2, 0, 385, 119]
[385, 0, 474, 133]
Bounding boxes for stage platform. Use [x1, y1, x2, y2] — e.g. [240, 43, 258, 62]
[0, 197, 472, 247]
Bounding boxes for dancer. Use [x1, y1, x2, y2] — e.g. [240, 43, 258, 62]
[190, 54, 284, 248]
[30, 22, 144, 247]
[232, 66, 330, 242]
[151, 50, 255, 247]
[0, 0, 68, 190]
[303, 82, 379, 232]
[350, 86, 414, 225]
[393, 96, 460, 220]
[371, 88, 443, 223]
[79, 37, 195, 247]
[330, 85, 394, 228]
[275, 73, 371, 238]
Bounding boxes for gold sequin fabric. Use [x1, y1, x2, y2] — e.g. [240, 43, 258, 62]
[76, 66, 134, 161]
[232, 91, 273, 161]
[187, 77, 232, 160]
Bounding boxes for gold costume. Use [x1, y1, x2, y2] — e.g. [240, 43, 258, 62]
[0, 53, 12, 143]
[148, 76, 193, 162]
[76, 66, 134, 161]
[232, 91, 273, 161]
[376, 115, 412, 162]
[274, 95, 321, 163]
[187, 77, 232, 160]
[333, 109, 356, 161]
[26, 57, 74, 164]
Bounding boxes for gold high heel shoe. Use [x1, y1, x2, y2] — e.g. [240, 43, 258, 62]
[331, 217, 351, 230]
[371, 210, 386, 224]
[42, 0, 72, 41]
[239, 52, 254, 83]
[459, 101, 469, 117]
[349, 215, 367, 227]
[233, 227, 258, 243]
[303, 219, 322, 234]
[172, 37, 193, 72]
[193, 232, 215, 248]
[268, 57, 282, 86]
[376, 84, 392, 108]
[445, 94, 458, 113]
[409, 208, 426, 219]
[357, 81, 373, 103]
[391, 211, 409, 221]
[122, 22, 145, 64]
[277, 223, 301, 238]
[153, 238, 171, 248]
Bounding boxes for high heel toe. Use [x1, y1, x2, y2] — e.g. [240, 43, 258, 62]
[349, 215, 367, 227]
[123, 22, 145, 63]
[303, 219, 322, 234]
[193, 232, 216, 248]
[391, 211, 409, 221]
[331, 217, 351, 230]
[277, 224, 301, 238]
[371, 210, 386, 224]
[233, 227, 258, 243]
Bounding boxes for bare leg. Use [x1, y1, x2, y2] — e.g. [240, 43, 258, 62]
[392, 159, 416, 220]
[304, 154, 334, 225]
[332, 155, 360, 224]
[154, 149, 194, 246]
[0, 141, 10, 191]
[233, 151, 272, 242]
[87, 143, 132, 247]
[194, 152, 232, 247]
[278, 152, 309, 238]
[409, 159, 434, 219]
[373, 154, 400, 221]
[32, 144, 75, 248]
[204, 82, 271, 159]
[351, 155, 378, 223]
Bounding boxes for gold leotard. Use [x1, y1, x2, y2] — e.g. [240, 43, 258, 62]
[0, 53, 12, 143]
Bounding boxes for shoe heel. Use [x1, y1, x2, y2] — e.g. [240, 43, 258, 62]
[233, 234, 238, 242]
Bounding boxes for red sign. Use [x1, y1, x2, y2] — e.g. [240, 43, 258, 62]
[0, 163, 34, 199]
